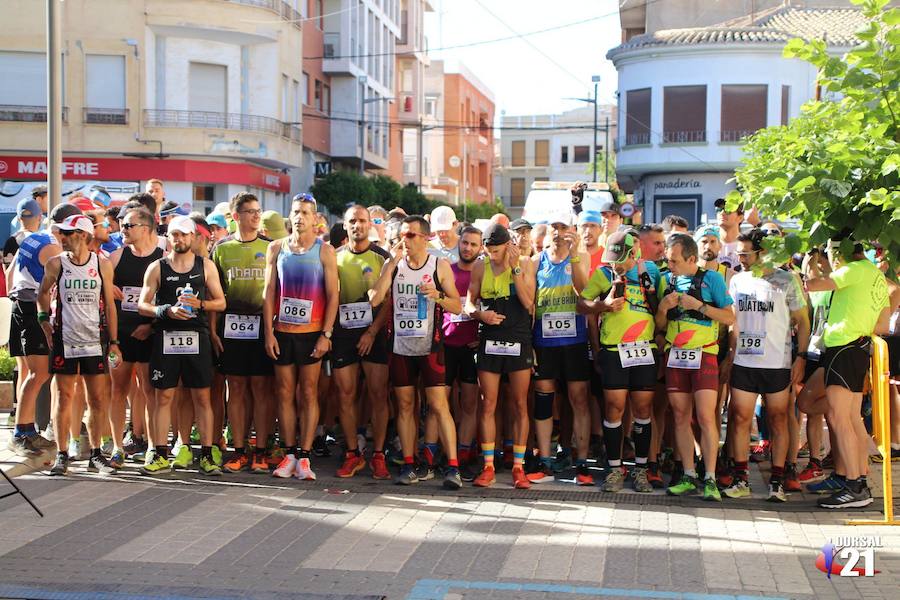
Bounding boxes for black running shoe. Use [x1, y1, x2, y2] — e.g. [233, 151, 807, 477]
[818, 486, 874, 509]
[312, 435, 331, 457]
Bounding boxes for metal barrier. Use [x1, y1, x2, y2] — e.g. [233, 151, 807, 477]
[849, 336, 898, 525]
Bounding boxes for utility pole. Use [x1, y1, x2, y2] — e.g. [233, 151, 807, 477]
[604, 115, 610, 183]
[417, 118, 424, 191]
[592, 77, 599, 183]
[359, 75, 367, 176]
[47, 0, 63, 213]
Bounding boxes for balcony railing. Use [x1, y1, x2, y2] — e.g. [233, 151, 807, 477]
[662, 130, 707, 144]
[225, 0, 302, 30]
[282, 123, 302, 142]
[624, 132, 650, 146]
[324, 32, 339, 58]
[0, 104, 68, 123]
[144, 109, 287, 137]
[83, 107, 128, 125]
[720, 129, 758, 143]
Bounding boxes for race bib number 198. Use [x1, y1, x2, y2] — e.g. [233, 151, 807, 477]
[737, 333, 765, 356]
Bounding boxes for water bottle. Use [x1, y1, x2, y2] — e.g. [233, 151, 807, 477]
[416, 288, 427, 320]
[180, 283, 195, 316]
[614, 275, 626, 298]
[108, 351, 120, 370]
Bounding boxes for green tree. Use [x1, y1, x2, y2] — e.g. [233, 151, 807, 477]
[586, 150, 617, 184]
[370, 174, 403, 208]
[309, 170, 376, 215]
[732, 0, 899, 265]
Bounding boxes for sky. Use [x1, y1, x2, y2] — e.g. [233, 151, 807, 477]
[423, 0, 623, 118]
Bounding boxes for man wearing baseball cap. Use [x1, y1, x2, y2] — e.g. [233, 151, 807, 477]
[205, 212, 230, 245]
[509, 218, 533, 258]
[38, 214, 120, 476]
[577, 211, 605, 275]
[428, 205, 460, 264]
[3, 198, 44, 268]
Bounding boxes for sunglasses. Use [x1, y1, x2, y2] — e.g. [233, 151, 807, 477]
[372, 217, 384, 225]
[239, 209, 262, 216]
[121, 223, 147, 230]
[60, 230, 77, 236]
[403, 231, 426, 239]
[94, 219, 109, 228]
[761, 228, 781, 236]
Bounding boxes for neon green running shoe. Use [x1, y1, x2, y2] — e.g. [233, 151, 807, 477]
[666, 474, 699, 496]
[171, 444, 193, 469]
[703, 476, 722, 502]
[199, 455, 222, 476]
[140, 453, 172, 475]
[211, 445, 223, 467]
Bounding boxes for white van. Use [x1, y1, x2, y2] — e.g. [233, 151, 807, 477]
[521, 181, 616, 225]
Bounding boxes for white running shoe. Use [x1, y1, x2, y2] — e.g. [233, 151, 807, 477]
[295, 457, 316, 481]
[272, 454, 298, 478]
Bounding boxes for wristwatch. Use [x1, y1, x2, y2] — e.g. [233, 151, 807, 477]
[512, 266, 523, 276]
[699, 303, 708, 316]
[438, 291, 446, 301]
[322, 330, 333, 340]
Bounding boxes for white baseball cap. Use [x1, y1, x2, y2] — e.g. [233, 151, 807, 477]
[168, 215, 196, 235]
[55, 214, 95, 235]
[430, 205, 457, 232]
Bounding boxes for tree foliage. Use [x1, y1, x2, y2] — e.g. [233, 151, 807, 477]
[731, 0, 899, 265]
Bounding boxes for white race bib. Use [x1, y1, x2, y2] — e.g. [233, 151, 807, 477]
[485, 340, 521, 356]
[541, 312, 577, 338]
[449, 311, 472, 323]
[618, 341, 654, 368]
[163, 330, 200, 355]
[64, 342, 103, 359]
[395, 315, 427, 338]
[667, 347, 702, 370]
[224, 314, 260, 340]
[121, 286, 141, 312]
[279, 297, 312, 325]
[737, 332, 765, 356]
[339, 302, 373, 329]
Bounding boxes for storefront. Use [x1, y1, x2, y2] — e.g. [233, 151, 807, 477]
[632, 172, 735, 230]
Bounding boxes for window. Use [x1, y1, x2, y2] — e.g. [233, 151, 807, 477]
[0, 51, 47, 106]
[663, 85, 706, 143]
[781, 85, 790, 126]
[510, 178, 526, 207]
[292, 79, 300, 121]
[478, 161, 488, 189]
[323, 84, 331, 115]
[189, 63, 227, 113]
[85, 55, 126, 123]
[313, 0, 323, 29]
[302, 72, 309, 105]
[425, 96, 437, 117]
[282, 74, 289, 121]
[535, 140, 549, 166]
[625, 88, 651, 146]
[511, 140, 525, 167]
[573, 145, 590, 163]
[560, 146, 568, 163]
[401, 62, 413, 93]
[315, 79, 323, 112]
[720, 84, 767, 142]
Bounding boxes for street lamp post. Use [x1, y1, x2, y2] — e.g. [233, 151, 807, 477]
[359, 75, 367, 176]
[591, 75, 600, 183]
[47, 0, 63, 213]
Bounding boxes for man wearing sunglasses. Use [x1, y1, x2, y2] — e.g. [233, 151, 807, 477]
[370, 215, 463, 490]
[714, 197, 743, 271]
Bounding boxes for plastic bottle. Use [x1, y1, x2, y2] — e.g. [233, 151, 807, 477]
[108, 351, 120, 369]
[181, 283, 195, 316]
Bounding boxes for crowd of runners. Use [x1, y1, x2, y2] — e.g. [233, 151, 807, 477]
[4, 180, 899, 511]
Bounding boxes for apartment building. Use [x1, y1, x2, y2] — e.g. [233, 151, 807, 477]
[0, 0, 306, 213]
[496, 105, 617, 218]
[296, 0, 333, 194]
[610, 1, 866, 227]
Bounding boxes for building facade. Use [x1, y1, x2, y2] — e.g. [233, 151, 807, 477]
[609, 2, 865, 228]
[496, 105, 617, 218]
[296, 0, 333, 195]
[0, 0, 306, 214]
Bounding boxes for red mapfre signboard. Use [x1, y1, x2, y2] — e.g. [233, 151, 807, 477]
[0, 155, 290, 193]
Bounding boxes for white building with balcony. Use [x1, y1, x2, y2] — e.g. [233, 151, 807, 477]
[608, 5, 865, 228]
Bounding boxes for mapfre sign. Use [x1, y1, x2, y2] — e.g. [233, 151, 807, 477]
[0, 156, 290, 193]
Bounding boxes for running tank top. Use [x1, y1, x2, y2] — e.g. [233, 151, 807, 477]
[480, 261, 531, 345]
[156, 256, 208, 332]
[275, 238, 326, 334]
[114, 245, 164, 331]
[533, 251, 587, 348]
[54, 253, 104, 350]
[392, 254, 442, 356]
[442, 262, 477, 347]
[10, 231, 56, 301]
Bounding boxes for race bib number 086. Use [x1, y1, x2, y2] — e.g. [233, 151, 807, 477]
[279, 298, 312, 325]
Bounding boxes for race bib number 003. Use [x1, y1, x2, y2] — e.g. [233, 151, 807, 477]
[485, 340, 521, 356]
[339, 302, 373, 329]
[279, 297, 312, 325]
[737, 333, 765, 356]
[121, 286, 141, 312]
[395, 315, 427, 337]
[163, 331, 200, 355]
[541, 312, 577, 338]
[618, 341, 654, 368]
[224, 314, 260, 340]
[667, 347, 701, 370]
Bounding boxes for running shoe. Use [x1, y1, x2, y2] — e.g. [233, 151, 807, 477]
[272, 454, 298, 478]
[646, 464, 664, 489]
[798, 461, 825, 483]
[336, 452, 366, 478]
[396, 464, 419, 485]
[750, 440, 770, 463]
[122, 430, 138, 454]
[512, 466, 531, 489]
[142, 447, 157, 466]
[267, 446, 286, 467]
[88, 454, 117, 475]
[416, 463, 435, 481]
[25, 432, 55, 451]
[7, 435, 41, 457]
[189, 425, 200, 445]
[295, 457, 316, 481]
[807, 473, 844, 494]
[211, 444, 223, 467]
[818, 486, 873, 509]
[716, 458, 733, 489]
[199, 456, 222, 476]
[632, 467, 653, 493]
[575, 465, 594, 487]
[100, 437, 114, 456]
[766, 481, 787, 503]
[551, 450, 572, 473]
[601, 467, 626, 492]
[109, 449, 125, 469]
[822, 452, 834, 469]
[458, 461, 477, 483]
[526, 463, 555, 484]
[48, 453, 68, 476]
[67, 438, 82, 462]
[223, 452, 249, 473]
[722, 479, 751, 499]
[370, 452, 391, 480]
[140, 454, 172, 475]
[124, 436, 147, 458]
[443, 467, 462, 491]
[702, 476, 722, 502]
[870, 447, 900, 463]
[667, 474, 700, 496]
[473, 465, 496, 488]
[171, 444, 193, 469]
[797, 443, 810, 459]
[784, 464, 802, 492]
[250, 452, 269, 474]
[312, 435, 331, 458]
[357, 433, 368, 457]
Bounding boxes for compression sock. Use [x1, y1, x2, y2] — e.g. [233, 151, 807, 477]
[602, 420, 623, 468]
[513, 445, 526, 468]
[481, 442, 495, 469]
[297, 448, 310, 459]
[632, 418, 652, 465]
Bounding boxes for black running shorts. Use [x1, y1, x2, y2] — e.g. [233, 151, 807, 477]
[596, 348, 657, 391]
[272, 330, 323, 367]
[444, 343, 477, 386]
[730, 364, 791, 395]
[821, 337, 871, 393]
[332, 331, 390, 369]
[149, 330, 214, 389]
[533, 343, 591, 382]
[9, 300, 49, 357]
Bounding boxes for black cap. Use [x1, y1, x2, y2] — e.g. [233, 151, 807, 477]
[482, 223, 511, 246]
[597, 199, 619, 214]
[509, 218, 532, 231]
[49, 202, 82, 224]
[714, 197, 744, 213]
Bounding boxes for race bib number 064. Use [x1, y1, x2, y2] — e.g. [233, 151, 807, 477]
[224, 314, 260, 340]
